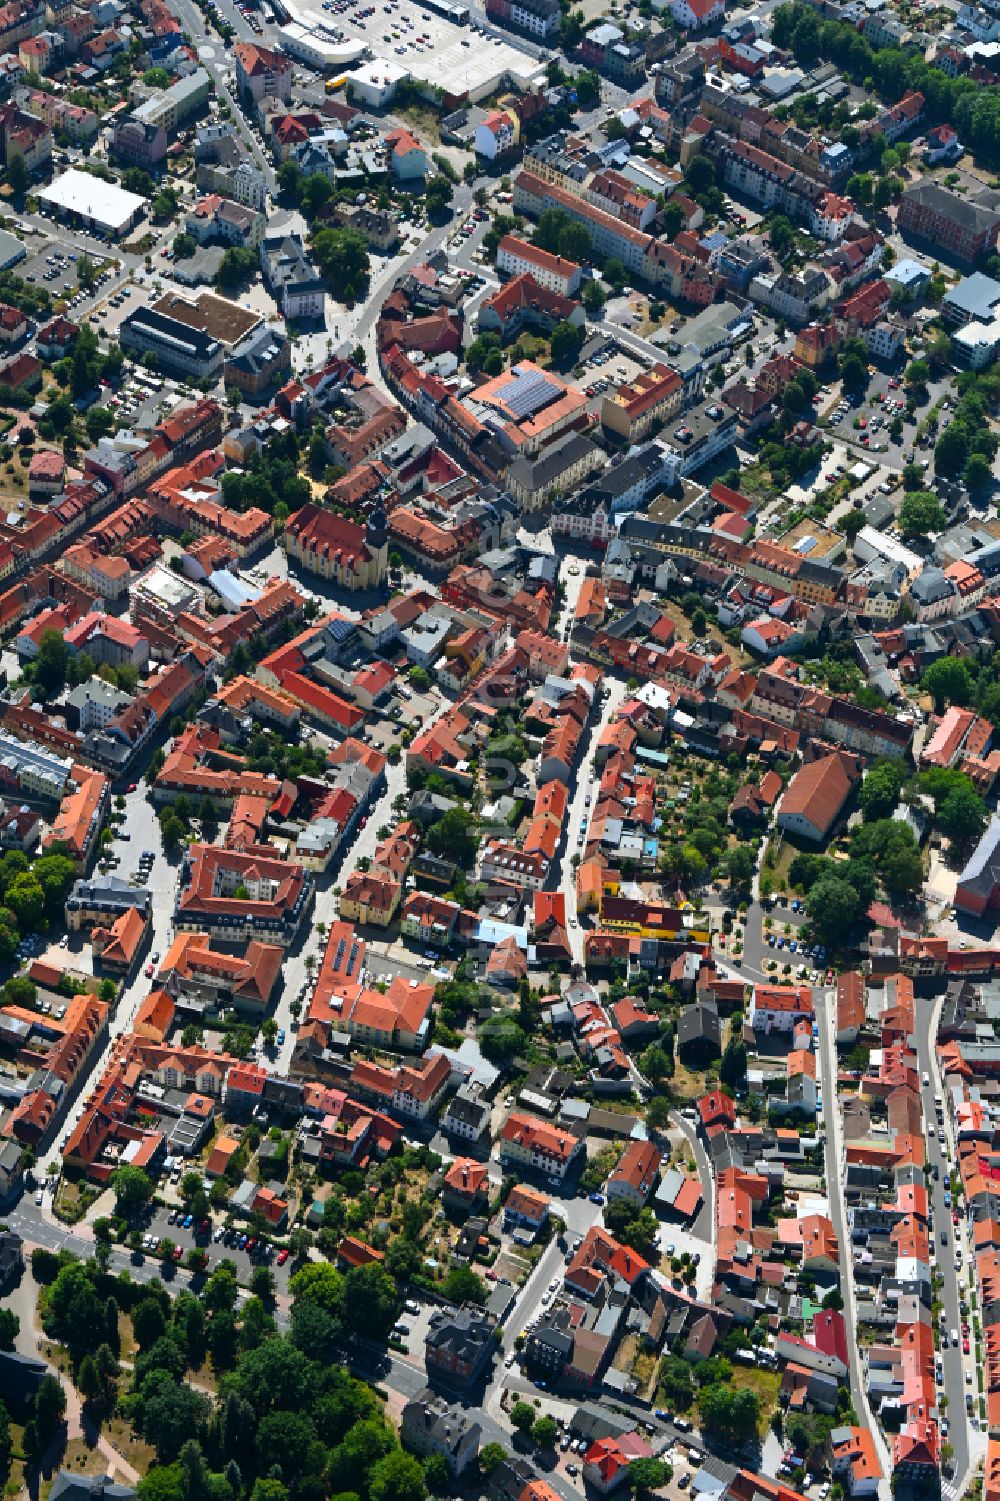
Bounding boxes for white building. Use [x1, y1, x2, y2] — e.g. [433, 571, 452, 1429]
[38, 169, 146, 238]
[344, 57, 410, 108]
[852, 525, 924, 577]
[496, 234, 581, 296]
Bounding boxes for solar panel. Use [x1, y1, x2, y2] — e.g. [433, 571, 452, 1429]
[501, 366, 560, 421]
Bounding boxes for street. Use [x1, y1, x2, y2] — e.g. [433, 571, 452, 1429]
[815, 987, 893, 1501]
[917, 996, 985, 1496]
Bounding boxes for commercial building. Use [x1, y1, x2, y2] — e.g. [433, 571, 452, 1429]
[132, 69, 210, 135]
[38, 169, 145, 238]
[283, 503, 388, 588]
[224, 325, 291, 398]
[499, 1109, 584, 1180]
[0, 733, 72, 799]
[424, 1306, 498, 1383]
[234, 42, 293, 103]
[401, 1391, 481, 1476]
[485, 0, 560, 38]
[119, 306, 224, 383]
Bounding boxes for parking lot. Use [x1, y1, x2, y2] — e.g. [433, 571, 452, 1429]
[12, 226, 115, 305]
[319, 0, 544, 92]
[137, 1202, 295, 1291]
[577, 344, 648, 408]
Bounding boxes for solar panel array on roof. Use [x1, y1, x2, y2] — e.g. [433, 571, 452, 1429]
[501, 366, 561, 421]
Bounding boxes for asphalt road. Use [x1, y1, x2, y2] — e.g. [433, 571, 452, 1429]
[916, 996, 982, 1493]
[815, 987, 893, 1501]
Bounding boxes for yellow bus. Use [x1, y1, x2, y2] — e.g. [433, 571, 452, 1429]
[326, 73, 348, 91]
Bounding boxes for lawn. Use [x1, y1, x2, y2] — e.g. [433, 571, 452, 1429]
[760, 838, 797, 897]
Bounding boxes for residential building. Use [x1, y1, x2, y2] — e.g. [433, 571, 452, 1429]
[606, 1139, 660, 1207]
[401, 1390, 481, 1477]
[499, 1110, 584, 1180]
[424, 1306, 498, 1383]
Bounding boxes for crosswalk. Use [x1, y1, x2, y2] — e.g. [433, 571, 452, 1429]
[942, 1481, 960, 1499]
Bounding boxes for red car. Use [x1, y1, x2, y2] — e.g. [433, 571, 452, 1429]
[277, 1248, 289, 1266]
[173, 1245, 183, 1261]
[145, 963, 154, 977]
[964, 1338, 970, 1354]
[127, 782, 137, 792]
[246, 1237, 257, 1252]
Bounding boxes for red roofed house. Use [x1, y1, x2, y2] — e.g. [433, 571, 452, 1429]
[606, 1138, 661, 1208]
[584, 1434, 652, 1493]
[670, 0, 724, 27]
[442, 1157, 490, 1215]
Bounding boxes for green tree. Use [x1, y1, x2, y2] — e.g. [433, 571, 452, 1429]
[657, 1354, 694, 1411]
[0, 1401, 10, 1487]
[558, 221, 592, 263]
[629, 1459, 673, 1496]
[698, 1383, 760, 1445]
[479, 1444, 508, 1475]
[0, 1310, 17, 1352]
[111, 1163, 152, 1219]
[922, 656, 974, 714]
[34, 629, 69, 697]
[965, 452, 993, 493]
[858, 760, 905, 822]
[936, 422, 970, 477]
[719, 1036, 747, 1090]
[807, 876, 861, 948]
[550, 319, 583, 366]
[441, 1265, 487, 1305]
[531, 1415, 558, 1449]
[342, 1263, 399, 1339]
[937, 781, 987, 846]
[425, 177, 453, 218]
[897, 490, 945, 537]
[33, 1373, 67, 1449]
[369, 1451, 427, 1501]
[510, 1401, 535, 1433]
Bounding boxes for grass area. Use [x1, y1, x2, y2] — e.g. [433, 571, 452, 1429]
[103, 1415, 156, 1476]
[653, 596, 745, 665]
[53, 1175, 101, 1224]
[668, 1057, 713, 1104]
[760, 838, 797, 897]
[5, 1420, 27, 1500]
[117, 1312, 137, 1363]
[631, 1347, 658, 1400]
[395, 103, 441, 144]
[724, 1367, 782, 1437]
[40, 1340, 72, 1377]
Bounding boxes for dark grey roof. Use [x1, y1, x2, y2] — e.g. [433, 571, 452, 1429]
[49, 1474, 135, 1501]
[957, 812, 1000, 903]
[902, 181, 1000, 236]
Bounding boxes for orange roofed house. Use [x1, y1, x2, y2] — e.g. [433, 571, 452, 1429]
[499, 1110, 585, 1181]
